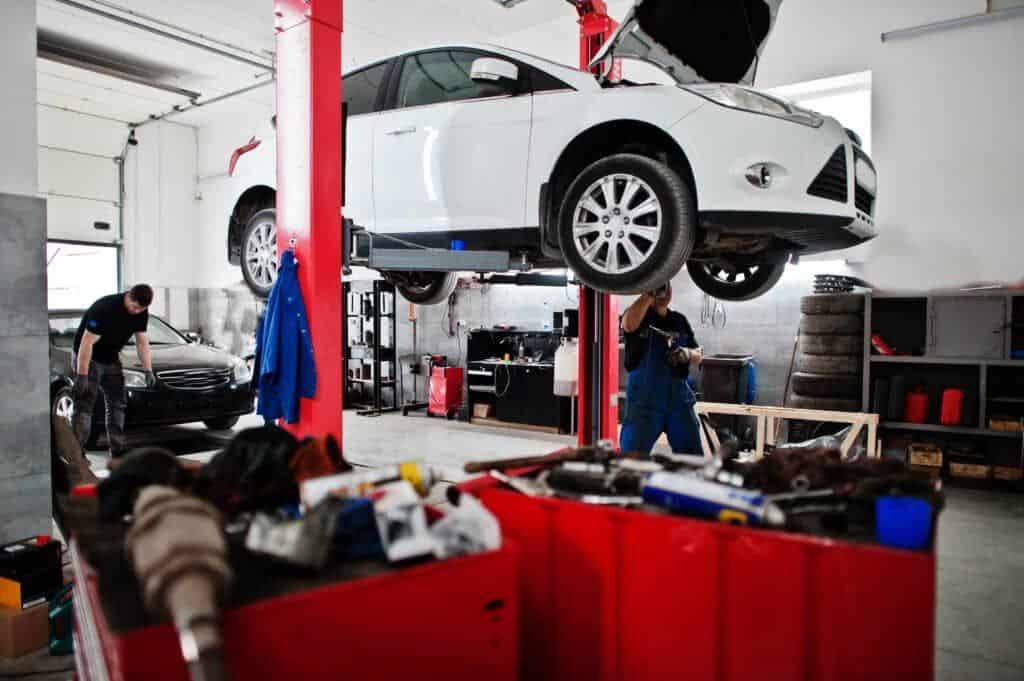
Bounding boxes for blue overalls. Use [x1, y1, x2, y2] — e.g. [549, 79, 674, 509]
[619, 328, 700, 456]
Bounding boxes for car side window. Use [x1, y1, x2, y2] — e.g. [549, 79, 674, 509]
[527, 67, 571, 94]
[396, 50, 516, 109]
[343, 61, 391, 116]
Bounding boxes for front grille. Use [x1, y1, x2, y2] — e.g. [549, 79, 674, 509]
[158, 368, 231, 390]
[807, 146, 848, 204]
[855, 185, 875, 215]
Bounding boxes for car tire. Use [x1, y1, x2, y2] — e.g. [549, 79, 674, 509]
[389, 272, 459, 306]
[204, 415, 240, 431]
[241, 208, 278, 298]
[557, 153, 695, 294]
[798, 314, 863, 335]
[787, 394, 861, 413]
[798, 334, 863, 356]
[791, 372, 862, 399]
[796, 354, 862, 375]
[52, 386, 100, 449]
[800, 294, 865, 315]
[686, 260, 787, 302]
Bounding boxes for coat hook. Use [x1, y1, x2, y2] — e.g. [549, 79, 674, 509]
[288, 237, 298, 249]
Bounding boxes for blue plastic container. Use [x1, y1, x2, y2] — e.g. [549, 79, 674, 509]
[875, 496, 933, 550]
[450, 239, 466, 251]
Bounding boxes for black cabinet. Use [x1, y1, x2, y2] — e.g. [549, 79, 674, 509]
[469, 360, 570, 432]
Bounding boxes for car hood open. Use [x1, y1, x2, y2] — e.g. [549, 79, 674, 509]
[592, 0, 783, 86]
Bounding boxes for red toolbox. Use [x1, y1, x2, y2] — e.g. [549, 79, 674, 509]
[71, 541, 519, 681]
[429, 366, 464, 418]
[480, 488, 935, 681]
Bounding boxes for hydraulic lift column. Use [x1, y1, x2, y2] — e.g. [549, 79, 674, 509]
[573, 0, 620, 446]
[274, 0, 344, 442]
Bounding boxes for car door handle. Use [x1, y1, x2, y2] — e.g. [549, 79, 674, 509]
[385, 126, 417, 136]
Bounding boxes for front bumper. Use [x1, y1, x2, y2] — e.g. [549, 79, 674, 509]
[123, 383, 254, 427]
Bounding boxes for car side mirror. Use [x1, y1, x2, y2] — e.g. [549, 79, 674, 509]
[185, 332, 201, 344]
[471, 58, 519, 85]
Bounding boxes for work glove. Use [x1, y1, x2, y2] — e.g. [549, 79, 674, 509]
[666, 347, 692, 368]
[144, 369, 157, 389]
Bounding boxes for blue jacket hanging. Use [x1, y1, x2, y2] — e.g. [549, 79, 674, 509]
[255, 249, 317, 423]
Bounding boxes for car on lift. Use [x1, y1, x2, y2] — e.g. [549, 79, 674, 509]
[49, 310, 255, 445]
[221, 0, 875, 303]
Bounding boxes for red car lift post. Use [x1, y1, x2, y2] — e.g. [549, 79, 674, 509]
[574, 0, 621, 446]
[273, 0, 344, 443]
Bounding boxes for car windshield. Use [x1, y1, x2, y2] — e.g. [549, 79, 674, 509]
[48, 314, 187, 347]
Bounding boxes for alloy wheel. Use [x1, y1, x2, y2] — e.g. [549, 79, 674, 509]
[55, 393, 74, 425]
[571, 173, 662, 275]
[700, 262, 764, 286]
[245, 219, 278, 289]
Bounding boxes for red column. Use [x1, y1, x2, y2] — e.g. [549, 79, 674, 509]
[274, 0, 343, 442]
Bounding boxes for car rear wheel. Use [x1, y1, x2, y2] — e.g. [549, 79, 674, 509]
[387, 271, 458, 305]
[52, 386, 99, 448]
[204, 415, 240, 431]
[241, 208, 278, 298]
[686, 260, 786, 302]
[558, 154, 695, 294]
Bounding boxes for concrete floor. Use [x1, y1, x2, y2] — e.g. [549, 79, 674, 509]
[4, 412, 1022, 679]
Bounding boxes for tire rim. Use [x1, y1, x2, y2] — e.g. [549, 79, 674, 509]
[699, 262, 765, 287]
[572, 173, 662, 275]
[245, 218, 278, 289]
[55, 394, 74, 425]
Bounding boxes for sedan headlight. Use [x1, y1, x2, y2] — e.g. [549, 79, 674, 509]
[123, 370, 148, 389]
[683, 84, 823, 128]
[232, 358, 252, 384]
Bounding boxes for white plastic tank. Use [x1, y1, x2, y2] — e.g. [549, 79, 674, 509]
[553, 338, 578, 396]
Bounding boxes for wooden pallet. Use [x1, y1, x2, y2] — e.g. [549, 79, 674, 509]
[694, 401, 879, 460]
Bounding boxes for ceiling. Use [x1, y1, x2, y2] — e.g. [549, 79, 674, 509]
[35, 0, 592, 128]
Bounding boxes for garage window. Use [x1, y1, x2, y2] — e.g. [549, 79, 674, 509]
[344, 61, 391, 116]
[47, 241, 119, 310]
[397, 50, 514, 109]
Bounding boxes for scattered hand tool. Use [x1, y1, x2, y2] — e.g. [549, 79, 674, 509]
[464, 441, 617, 474]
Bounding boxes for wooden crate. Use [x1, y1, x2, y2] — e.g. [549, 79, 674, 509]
[909, 443, 943, 467]
[989, 417, 1024, 432]
[993, 466, 1023, 482]
[950, 462, 992, 480]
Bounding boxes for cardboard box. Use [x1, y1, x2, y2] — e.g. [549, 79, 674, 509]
[993, 466, 1022, 482]
[908, 443, 942, 467]
[908, 464, 942, 478]
[473, 403, 494, 419]
[950, 462, 992, 480]
[0, 603, 48, 658]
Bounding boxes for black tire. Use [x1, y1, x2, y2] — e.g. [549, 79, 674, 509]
[52, 386, 100, 448]
[791, 372, 862, 399]
[800, 294, 865, 315]
[557, 153, 695, 294]
[787, 394, 861, 412]
[799, 314, 863, 335]
[796, 354, 863, 375]
[687, 260, 787, 302]
[389, 272, 459, 306]
[798, 334, 863, 356]
[204, 415, 240, 430]
[241, 208, 278, 298]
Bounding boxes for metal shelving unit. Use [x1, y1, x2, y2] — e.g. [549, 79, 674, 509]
[345, 280, 398, 417]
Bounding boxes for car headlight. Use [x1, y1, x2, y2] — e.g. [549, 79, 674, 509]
[232, 359, 252, 384]
[683, 84, 823, 128]
[123, 370, 148, 389]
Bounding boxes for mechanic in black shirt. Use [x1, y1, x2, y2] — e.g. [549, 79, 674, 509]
[72, 285, 155, 458]
[619, 282, 703, 455]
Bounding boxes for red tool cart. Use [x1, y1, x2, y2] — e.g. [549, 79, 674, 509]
[429, 366, 465, 419]
[70, 541, 519, 681]
[479, 488, 935, 681]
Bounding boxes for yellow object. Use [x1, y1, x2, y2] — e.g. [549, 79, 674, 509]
[503, 353, 511, 361]
[400, 461, 426, 495]
[717, 509, 749, 525]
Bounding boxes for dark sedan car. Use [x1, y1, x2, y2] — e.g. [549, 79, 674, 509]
[49, 310, 255, 444]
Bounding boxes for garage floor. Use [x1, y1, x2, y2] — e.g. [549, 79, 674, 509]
[4, 414, 1021, 680]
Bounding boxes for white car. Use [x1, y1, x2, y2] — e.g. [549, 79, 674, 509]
[225, 0, 876, 303]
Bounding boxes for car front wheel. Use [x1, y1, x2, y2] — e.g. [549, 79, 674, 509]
[386, 271, 458, 305]
[204, 415, 240, 431]
[686, 259, 787, 302]
[557, 153, 695, 294]
[241, 208, 278, 298]
[52, 386, 99, 448]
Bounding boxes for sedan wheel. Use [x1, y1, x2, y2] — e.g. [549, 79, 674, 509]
[686, 259, 787, 302]
[241, 208, 278, 298]
[54, 388, 75, 426]
[571, 173, 662, 276]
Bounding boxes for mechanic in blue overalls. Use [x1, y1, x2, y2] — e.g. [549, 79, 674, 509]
[620, 282, 703, 456]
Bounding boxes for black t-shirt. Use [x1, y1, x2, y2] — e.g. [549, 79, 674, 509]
[623, 307, 698, 378]
[73, 294, 149, 364]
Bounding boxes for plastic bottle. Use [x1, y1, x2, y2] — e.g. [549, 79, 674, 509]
[542, 302, 552, 331]
[301, 462, 438, 508]
[553, 338, 578, 396]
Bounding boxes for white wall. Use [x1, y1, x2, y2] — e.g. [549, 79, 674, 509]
[0, 0, 37, 197]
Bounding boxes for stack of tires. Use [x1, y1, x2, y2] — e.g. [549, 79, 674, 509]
[788, 294, 866, 423]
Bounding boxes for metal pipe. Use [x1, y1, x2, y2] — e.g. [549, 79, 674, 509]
[881, 5, 1024, 42]
[50, 0, 274, 72]
[38, 45, 202, 100]
[38, 102, 133, 125]
[132, 77, 275, 128]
